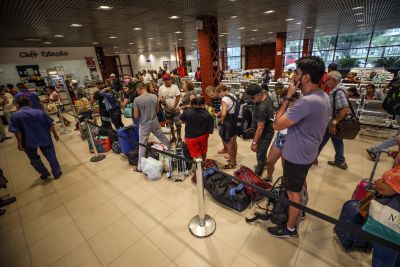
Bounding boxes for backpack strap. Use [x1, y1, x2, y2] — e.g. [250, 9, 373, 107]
[225, 94, 237, 114]
[332, 88, 356, 117]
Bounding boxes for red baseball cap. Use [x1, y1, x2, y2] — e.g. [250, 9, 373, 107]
[163, 74, 171, 80]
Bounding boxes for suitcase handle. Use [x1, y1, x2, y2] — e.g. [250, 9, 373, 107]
[366, 152, 381, 191]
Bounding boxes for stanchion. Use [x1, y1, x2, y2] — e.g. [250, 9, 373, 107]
[188, 158, 216, 238]
[85, 119, 106, 162]
[57, 104, 72, 135]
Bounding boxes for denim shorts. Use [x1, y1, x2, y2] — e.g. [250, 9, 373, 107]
[273, 132, 287, 150]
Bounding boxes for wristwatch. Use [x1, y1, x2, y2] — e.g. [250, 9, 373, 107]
[331, 119, 338, 125]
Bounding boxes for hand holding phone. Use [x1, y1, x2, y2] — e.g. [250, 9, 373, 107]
[287, 81, 299, 98]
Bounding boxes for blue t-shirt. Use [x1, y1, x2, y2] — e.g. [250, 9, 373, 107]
[100, 90, 119, 111]
[8, 106, 54, 148]
[14, 90, 42, 110]
[282, 90, 331, 165]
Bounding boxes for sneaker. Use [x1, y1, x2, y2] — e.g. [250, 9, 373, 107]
[54, 172, 63, 180]
[0, 196, 16, 208]
[366, 149, 377, 161]
[267, 225, 299, 238]
[40, 173, 50, 180]
[328, 161, 348, 170]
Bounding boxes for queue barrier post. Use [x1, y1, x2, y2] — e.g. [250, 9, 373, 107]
[85, 118, 106, 162]
[57, 104, 72, 135]
[188, 158, 216, 238]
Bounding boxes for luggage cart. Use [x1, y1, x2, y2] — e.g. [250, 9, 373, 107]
[165, 148, 189, 182]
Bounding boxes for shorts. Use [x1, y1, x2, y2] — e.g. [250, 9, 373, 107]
[273, 132, 287, 150]
[165, 112, 181, 128]
[283, 159, 312, 192]
[185, 134, 209, 158]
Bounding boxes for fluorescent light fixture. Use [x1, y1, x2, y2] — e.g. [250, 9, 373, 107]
[355, 12, 364, 15]
[268, 31, 273, 34]
[109, 36, 117, 38]
[133, 27, 142, 30]
[149, 37, 154, 40]
[48, 71, 57, 74]
[285, 18, 294, 21]
[251, 29, 259, 32]
[115, 51, 119, 54]
[175, 31, 182, 34]
[157, 43, 161, 45]
[92, 42, 99, 45]
[220, 32, 230, 34]
[251, 38, 256, 40]
[43, 41, 52, 44]
[306, 26, 313, 29]
[264, 10, 275, 14]
[220, 34, 225, 37]
[97, 5, 113, 10]
[314, 29, 320, 32]
[178, 38, 183, 40]
[352, 6, 363, 10]
[129, 42, 134, 44]
[237, 37, 242, 39]
[70, 23, 82, 27]
[24, 38, 41, 41]
[54, 35, 64, 38]
[357, 19, 364, 22]
[230, 15, 238, 19]
[169, 15, 180, 19]
[238, 27, 245, 30]
[295, 22, 302, 25]
[193, 40, 197, 42]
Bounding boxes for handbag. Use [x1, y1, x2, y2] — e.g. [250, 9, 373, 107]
[332, 88, 360, 139]
[123, 103, 133, 118]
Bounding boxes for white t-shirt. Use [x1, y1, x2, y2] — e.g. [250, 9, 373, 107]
[158, 84, 181, 109]
[222, 93, 236, 114]
[143, 73, 153, 84]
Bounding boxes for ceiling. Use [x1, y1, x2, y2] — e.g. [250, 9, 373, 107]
[0, 0, 399, 55]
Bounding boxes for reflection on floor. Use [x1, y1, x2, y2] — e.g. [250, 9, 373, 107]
[0, 115, 391, 267]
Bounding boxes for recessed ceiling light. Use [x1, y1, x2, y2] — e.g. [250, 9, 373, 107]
[238, 27, 245, 30]
[178, 38, 183, 40]
[92, 42, 99, 45]
[70, 23, 82, 27]
[219, 34, 225, 37]
[229, 0, 236, 2]
[149, 37, 154, 40]
[295, 22, 302, 25]
[157, 43, 161, 45]
[129, 42, 134, 44]
[264, 10, 275, 14]
[109, 36, 117, 39]
[306, 26, 313, 29]
[251, 38, 256, 40]
[237, 37, 242, 39]
[24, 38, 41, 41]
[268, 31, 273, 34]
[115, 51, 119, 54]
[133, 27, 142, 31]
[285, 18, 294, 21]
[230, 15, 238, 19]
[113, 46, 118, 48]
[352, 6, 363, 10]
[169, 15, 180, 19]
[43, 41, 52, 44]
[193, 40, 197, 42]
[357, 19, 364, 22]
[220, 32, 230, 35]
[314, 29, 319, 32]
[355, 12, 364, 15]
[251, 29, 259, 32]
[175, 31, 182, 34]
[97, 5, 113, 10]
[54, 34, 64, 38]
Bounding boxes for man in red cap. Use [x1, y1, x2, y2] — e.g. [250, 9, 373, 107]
[158, 74, 182, 143]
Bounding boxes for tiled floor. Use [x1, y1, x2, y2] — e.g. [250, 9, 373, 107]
[0, 116, 394, 267]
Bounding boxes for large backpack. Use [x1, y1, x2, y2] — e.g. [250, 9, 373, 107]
[225, 94, 243, 136]
[382, 78, 400, 115]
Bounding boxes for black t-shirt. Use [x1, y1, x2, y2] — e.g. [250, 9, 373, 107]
[93, 91, 109, 116]
[180, 108, 214, 138]
[255, 91, 274, 135]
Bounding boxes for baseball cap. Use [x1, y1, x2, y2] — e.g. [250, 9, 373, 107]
[163, 74, 171, 80]
[246, 84, 262, 96]
[71, 80, 78, 84]
[110, 73, 116, 77]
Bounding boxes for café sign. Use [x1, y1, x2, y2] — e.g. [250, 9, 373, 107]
[19, 50, 69, 59]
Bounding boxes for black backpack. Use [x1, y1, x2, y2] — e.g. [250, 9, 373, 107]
[382, 78, 400, 115]
[225, 94, 243, 136]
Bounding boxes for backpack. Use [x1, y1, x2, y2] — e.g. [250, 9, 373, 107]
[382, 78, 400, 115]
[225, 94, 243, 135]
[234, 165, 272, 201]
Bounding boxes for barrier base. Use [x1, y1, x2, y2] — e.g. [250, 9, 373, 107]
[90, 154, 106, 162]
[188, 215, 216, 238]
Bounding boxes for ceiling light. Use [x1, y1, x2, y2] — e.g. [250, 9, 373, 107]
[314, 29, 319, 32]
[268, 31, 273, 34]
[97, 5, 113, 10]
[264, 10, 275, 14]
[92, 42, 99, 45]
[178, 38, 183, 40]
[229, 0, 237, 2]
[357, 19, 364, 22]
[157, 43, 161, 45]
[295, 22, 302, 25]
[262, 39, 267, 41]
[115, 51, 119, 54]
[288, 35, 293, 38]
[355, 12, 364, 15]
[70, 23, 82, 27]
[251, 29, 259, 32]
[113, 46, 118, 48]
[54, 35, 64, 38]
[230, 15, 238, 19]
[43, 41, 52, 44]
[220, 32, 230, 35]
[237, 37, 242, 39]
[133, 27, 142, 30]
[251, 38, 256, 40]
[109, 36, 117, 38]
[306, 26, 313, 29]
[238, 27, 245, 30]
[219, 34, 225, 37]
[129, 42, 134, 44]
[169, 15, 180, 19]
[193, 40, 197, 42]
[149, 37, 154, 40]
[24, 38, 41, 41]
[175, 31, 182, 34]
[285, 18, 294, 21]
[352, 6, 363, 10]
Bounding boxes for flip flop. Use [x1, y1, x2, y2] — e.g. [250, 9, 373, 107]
[223, 163, 237, 170]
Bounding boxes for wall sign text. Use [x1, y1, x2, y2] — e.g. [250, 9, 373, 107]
[19, 50, 70, 59]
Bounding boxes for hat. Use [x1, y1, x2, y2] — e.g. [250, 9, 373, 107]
[110, 73, 116, 77]
[328, 62, 338, 70]
[275, 82, 284, 88]
[246, 84, 262, 96]
[71, 80, 78, 84]
[162, 74, 171, 80]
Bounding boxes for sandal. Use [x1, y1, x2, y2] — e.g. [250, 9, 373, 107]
[223, 163, 237, 169]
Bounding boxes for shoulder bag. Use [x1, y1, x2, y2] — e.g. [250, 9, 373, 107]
[332, 89, 360, 140]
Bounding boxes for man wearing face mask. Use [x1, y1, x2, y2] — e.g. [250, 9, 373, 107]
[268, 56, 331, 238]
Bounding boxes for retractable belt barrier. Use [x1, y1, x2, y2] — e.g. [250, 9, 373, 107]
[62, 111, 400, 251]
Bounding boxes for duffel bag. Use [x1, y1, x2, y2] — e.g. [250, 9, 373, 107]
[192, 159, 218, 183]
[234, 165, 272, 201]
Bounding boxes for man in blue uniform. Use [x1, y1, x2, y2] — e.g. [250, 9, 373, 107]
[9, 96, 62, 180]
[13, 84, 42, 110]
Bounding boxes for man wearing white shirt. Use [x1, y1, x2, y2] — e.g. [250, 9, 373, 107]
[158, 74, 182, 143]
[143, 70, 153, 85]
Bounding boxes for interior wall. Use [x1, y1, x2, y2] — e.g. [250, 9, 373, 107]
[245, 43, 276, 69]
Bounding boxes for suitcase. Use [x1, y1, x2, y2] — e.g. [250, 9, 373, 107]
[117, 125, 139, 155]
[334, 200, 372, 252]
[165, 148, 189, 182]
[352, 152, 380, 201]
[127, 149, 139, 166]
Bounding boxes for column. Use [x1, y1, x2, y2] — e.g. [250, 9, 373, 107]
[197, 16, 220, 100]
[177, 47, 188, 77]
[221, 47, 227, 71]
[95, 46, 107, 80]
[302, 38, 313, 57]
[274, 32, 286, 80]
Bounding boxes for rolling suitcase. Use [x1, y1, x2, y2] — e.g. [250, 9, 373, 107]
[352, 152, 380, 201]
[165, 148, 189, 182]
[334, 200, 371, 252]
[117, 125, 139, 155]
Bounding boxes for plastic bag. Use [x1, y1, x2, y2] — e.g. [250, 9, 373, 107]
[141, 157, 163, 180]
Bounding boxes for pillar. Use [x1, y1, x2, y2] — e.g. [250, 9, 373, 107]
[274, 32, 286, 80]
[221, 47, 227, 71]
[197, 16, 220, 100]
[302, 38, 313, 57]
[177, 47, 188, 77]
[95, 46, 107, 80]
